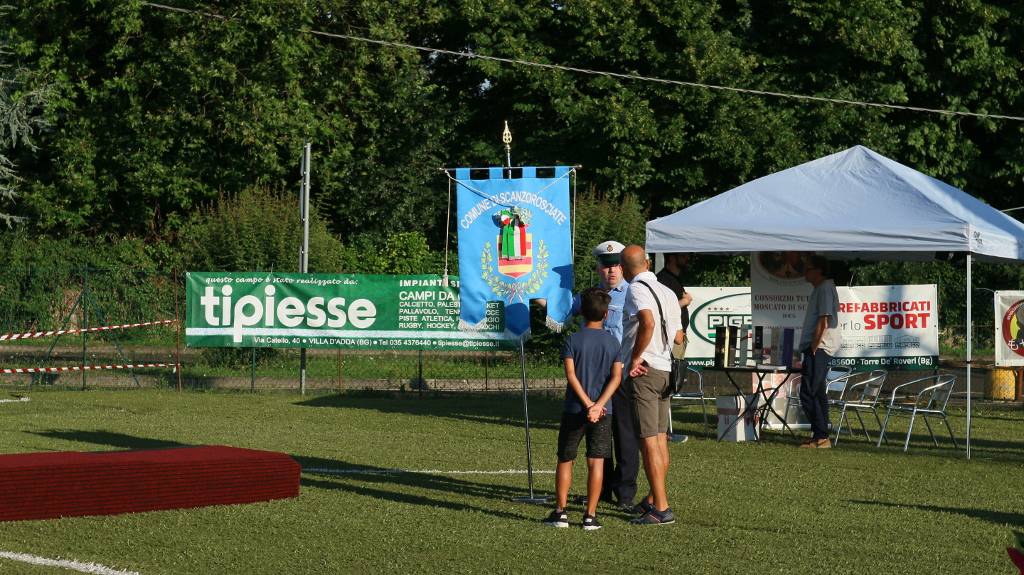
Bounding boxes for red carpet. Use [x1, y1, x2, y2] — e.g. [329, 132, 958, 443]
[0, 446, 300, 521]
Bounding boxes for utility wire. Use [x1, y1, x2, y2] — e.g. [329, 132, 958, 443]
[141, 1, 1024, 123]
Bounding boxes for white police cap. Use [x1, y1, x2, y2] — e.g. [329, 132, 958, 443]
[592, 240, 625, 266]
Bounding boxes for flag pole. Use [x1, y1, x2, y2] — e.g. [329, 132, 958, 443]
[504, 121, 549, 504]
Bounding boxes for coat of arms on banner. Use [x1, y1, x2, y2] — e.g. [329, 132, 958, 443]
[479, 208, 551, 306]
[495, 208, 533, 278]
[454, 166, 573, 336]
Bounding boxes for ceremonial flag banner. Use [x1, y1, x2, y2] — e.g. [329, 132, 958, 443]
[185, 273, 515, 350]
[454, 167, 573, 336]
[994, 290, 1024, 367]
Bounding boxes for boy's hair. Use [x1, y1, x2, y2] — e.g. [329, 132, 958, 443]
[579, 287, 611, 323]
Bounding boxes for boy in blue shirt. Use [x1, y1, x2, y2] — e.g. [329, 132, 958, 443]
[543, 288, 624, 530]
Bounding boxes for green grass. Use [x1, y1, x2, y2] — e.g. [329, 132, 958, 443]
[0, 388, 1020, 574]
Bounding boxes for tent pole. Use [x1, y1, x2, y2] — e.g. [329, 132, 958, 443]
[966, 253, 972, 460]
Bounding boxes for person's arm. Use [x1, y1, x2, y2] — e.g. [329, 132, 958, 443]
[563, 357, 593, 408]
[630, 309, 655, 377]
[810, 315, 829, 354]
[589, 362, 623, 422]
[810, 283, 838, 354]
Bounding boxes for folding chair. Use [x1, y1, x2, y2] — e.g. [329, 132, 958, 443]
[876, 373, 958, 452]
[670, 366, 713, 437]
[783, 365, 852, 424]
[832, 369, 887, 445]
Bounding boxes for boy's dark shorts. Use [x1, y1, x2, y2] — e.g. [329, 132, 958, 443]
[556, 411, 613, 461]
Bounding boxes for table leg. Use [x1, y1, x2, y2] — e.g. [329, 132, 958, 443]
[757, 374, 797, 440]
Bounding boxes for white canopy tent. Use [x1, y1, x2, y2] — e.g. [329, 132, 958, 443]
[647, 145, 1024, 458]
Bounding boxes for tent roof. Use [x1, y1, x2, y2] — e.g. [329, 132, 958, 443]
[646, 145, 1024, 263]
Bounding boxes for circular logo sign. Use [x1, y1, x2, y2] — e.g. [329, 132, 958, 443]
[1001, 299, 1024, 357]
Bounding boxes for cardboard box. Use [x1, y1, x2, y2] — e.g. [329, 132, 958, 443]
[716, 395, 757, 441]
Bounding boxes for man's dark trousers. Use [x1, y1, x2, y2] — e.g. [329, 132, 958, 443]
[800, 349, 832, 440]
[603, 386, 639, 505]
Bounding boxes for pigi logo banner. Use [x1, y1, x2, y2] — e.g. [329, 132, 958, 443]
[994, 290, 1024, 367]
[454, 166, 574, 336]
[185, 273, 514, 350]
[686, 287, 752, 367]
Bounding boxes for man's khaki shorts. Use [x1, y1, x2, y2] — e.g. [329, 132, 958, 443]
[627, 367, 670, 439]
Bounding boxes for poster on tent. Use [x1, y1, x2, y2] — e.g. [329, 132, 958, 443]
[750, 252, 811, 330]
[748, 253, 939, 369]
[994, 291, 1024, 367]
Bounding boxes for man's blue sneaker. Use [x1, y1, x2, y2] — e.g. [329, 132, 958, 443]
[630, 507, 676, 525]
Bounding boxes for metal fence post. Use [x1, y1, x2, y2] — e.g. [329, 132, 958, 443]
[418, 349, 424, 397]
[81, 267, 88, 390]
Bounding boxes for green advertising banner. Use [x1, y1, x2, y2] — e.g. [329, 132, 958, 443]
[185, 273, 515, 350]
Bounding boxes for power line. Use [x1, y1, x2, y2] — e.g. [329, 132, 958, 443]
[141, 1, 1024, 123]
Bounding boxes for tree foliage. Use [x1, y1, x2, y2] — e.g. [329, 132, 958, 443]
[3, 0, 1024, 333]
[0, 9, 49, 227]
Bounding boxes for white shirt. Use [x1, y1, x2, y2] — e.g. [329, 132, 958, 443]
[619, 271, 683, 372]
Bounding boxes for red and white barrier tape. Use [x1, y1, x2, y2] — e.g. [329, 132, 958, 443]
[1, 363, 171, 375]
[0, 319, 177, 342]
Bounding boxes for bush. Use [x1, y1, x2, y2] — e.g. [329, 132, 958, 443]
[177, 186, 347, 273]
[0, 230, 172, 331]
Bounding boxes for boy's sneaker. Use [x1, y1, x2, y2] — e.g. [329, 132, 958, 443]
[630, 507, 676, 526]
[581, 514, 602, 531]
[543, 509, 569, 528]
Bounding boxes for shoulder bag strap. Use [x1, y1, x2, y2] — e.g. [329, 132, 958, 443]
[635, 280, 669, 347]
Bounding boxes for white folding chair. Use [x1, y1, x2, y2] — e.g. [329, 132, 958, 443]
[832, 370, 888, 445]
[783, 365, 853, 424]
[877, 373, 958, 452]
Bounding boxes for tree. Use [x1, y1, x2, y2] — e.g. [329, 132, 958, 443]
[4, 0, 455, 241]
[0, 10, 49, 226]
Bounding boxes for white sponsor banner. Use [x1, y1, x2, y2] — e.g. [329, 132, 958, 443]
[689, 281, 939, 370]
[835, 284, 939, 369]
[685, 287, 751, 367]
[994, 290, 1024, 367]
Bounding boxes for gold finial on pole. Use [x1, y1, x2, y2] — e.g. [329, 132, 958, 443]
[502, 121, 512, 169]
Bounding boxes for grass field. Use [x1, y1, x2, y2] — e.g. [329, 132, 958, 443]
[0, 388, 1020, 574]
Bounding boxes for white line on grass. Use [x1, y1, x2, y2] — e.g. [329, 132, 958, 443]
[304, 467, 555, 476]
[0, 396, 30, 404]
[0, 551, 139, 575]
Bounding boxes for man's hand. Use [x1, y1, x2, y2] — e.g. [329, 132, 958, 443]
[629, 358, 648, 378]
[586, 403, 605, 423]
